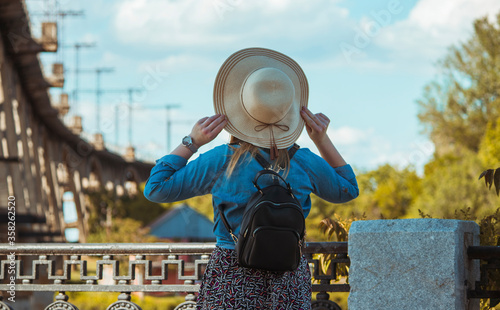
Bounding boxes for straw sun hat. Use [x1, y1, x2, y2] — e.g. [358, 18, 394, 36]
[213, 47, 309, 156]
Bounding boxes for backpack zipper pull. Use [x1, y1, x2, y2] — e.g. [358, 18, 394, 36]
[230, 231, 238, 244]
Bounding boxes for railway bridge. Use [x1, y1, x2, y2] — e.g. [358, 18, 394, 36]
[0, 0, 154, 244]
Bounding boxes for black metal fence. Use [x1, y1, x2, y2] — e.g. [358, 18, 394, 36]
[467, 245, 500, 304]
[0, 242, 349, 310]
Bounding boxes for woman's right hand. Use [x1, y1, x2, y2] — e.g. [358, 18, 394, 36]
[190, 114, 228, 147]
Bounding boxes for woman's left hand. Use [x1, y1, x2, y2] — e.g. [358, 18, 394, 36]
[300, 107, 330, 145]
[190, 114, 228, 147]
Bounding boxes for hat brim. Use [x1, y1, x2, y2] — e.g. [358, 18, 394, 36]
[214, 48, 308, 149]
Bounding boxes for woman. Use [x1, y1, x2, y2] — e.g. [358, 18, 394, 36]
[144, 48, 359, 309]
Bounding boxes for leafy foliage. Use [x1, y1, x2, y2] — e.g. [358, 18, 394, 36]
[175, 194, 214, 220]
[319, 214, 366, 242]
[316, 214, 366, 281]
[477, 208, 500, 247]
[417, 14, 500, 154]
[307, 165, 421, 228]
[479, 116, 500, 167]
[84, 183, 168, 241]
[85, 185, 168, 234]
[479, 168, 500, 196]
[409, 151, 496, 219]
[87, 217, 157, 243]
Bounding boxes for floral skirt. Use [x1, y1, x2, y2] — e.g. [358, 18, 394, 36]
[196, 246, 312, 310]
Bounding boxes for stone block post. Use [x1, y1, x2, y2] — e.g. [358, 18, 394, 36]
[348, 219, 480, 310]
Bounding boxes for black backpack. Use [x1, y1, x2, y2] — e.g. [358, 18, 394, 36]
[218, 144, 305, 272]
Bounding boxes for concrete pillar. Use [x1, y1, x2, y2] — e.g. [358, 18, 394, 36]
[124, 145, 135, 162]
[41, 132, 64, 238]
[56, 93, 69, 117]
[70, 170, 88, 242]
[93, 133, 105, 151]
[348, 219, 480, 310]
[70, 116, 82, 135]
[48, 63, 64, 88]
[40, 22, 58, 52]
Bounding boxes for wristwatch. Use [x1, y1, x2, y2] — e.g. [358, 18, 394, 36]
[182, 135, 199, 153]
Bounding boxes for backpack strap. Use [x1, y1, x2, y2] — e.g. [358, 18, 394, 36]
[288, 143, 300, 160]
[253, 169, 293, 194]
[218, 204, 238, 244]
[254, 143, 300, 169]
[254, 153, 272, 169]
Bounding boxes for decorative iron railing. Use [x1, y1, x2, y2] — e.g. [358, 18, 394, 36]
[0, 242, 350, 310]
[467, 245, 500, 302]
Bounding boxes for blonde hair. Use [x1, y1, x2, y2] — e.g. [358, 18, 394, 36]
[226, 136, 291, 178]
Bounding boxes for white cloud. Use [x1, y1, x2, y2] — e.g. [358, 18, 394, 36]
[112, 0, 349, 51]
[330, 0, 500, 73]
[297, 125, 433, 172]
[329, 126, 372, 146]
[375, 0, 500, 61]
[112, 0, 500, 74]
[137, 54, 216, 75]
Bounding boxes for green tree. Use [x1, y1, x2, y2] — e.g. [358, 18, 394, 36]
[85, 185, 168, 234]
[409, 151, 496, 219]
[417, 14, 500, 155]
[87, 217, 157, 243]
[336, 164, 421, 220]
[307, 164, 421, 241]
[176, 194, 214, 220]
[479, 116, 500, 167]
[364, 164, 421, 219]
[478, 116, 500, 197]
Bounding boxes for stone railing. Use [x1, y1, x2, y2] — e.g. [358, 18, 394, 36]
[0, 242, 349, 310]
[348, 219, 499, 310]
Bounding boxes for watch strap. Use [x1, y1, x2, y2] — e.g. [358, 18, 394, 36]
[186, 143, 198, 153]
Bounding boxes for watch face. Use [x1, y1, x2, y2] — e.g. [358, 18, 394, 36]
[182, 136, 192, 146]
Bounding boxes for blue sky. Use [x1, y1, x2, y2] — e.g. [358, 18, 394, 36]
[27, 0, 500, 173]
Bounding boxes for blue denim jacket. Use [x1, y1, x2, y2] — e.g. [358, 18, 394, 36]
[144, 144, 359, 249]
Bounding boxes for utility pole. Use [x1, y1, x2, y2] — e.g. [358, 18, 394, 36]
[65, 42, 96, 115]
[142, 104, 181, 153]
[76, 67, 115, 133]
[95, 68, 114, 132]
[114, 105, 120, 146]
[165, 104, 180, 153]
[110, 88, 142, 146]
[63, 42, 96, 114]
[127, 88, 142, 146]
[54, 10, 85, 62]
[78, 86, 141, 145]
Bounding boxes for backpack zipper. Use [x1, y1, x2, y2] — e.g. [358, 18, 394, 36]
[252, 226, 301, 239]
